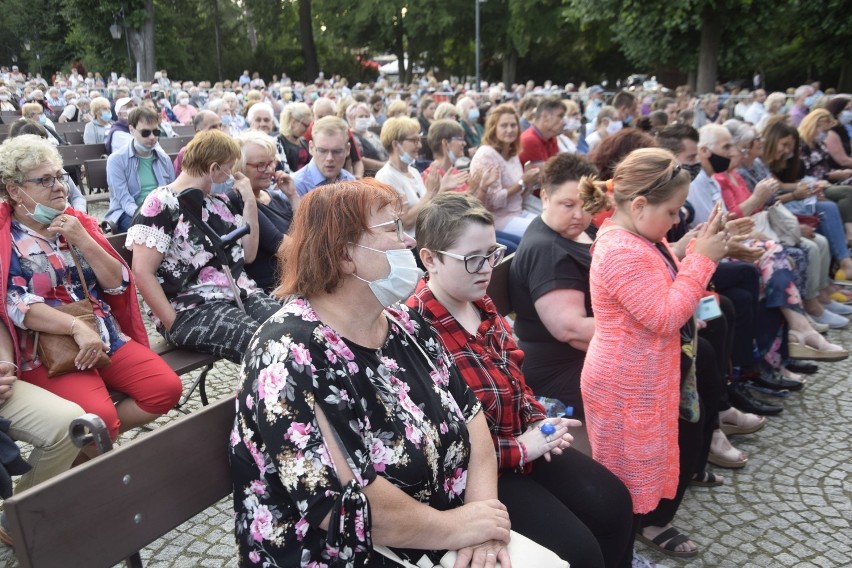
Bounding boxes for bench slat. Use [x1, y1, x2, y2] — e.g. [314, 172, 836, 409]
[5, 397, 235, 568]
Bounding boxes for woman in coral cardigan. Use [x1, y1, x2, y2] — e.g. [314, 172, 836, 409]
[580, 148, 727, 558]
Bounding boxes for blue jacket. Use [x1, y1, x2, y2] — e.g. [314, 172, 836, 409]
[105, 141, 175, 224]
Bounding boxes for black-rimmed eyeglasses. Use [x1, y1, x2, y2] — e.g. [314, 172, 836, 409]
[436, 244, 507, 274]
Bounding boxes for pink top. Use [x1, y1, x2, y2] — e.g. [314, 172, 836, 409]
[715, 171, 755, 219]
[581, 222, 716, 513]
[469, 145, 524, 231]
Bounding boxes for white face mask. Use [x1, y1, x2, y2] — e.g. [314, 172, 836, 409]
[351, 245, 422, 307]
[355, 117, 371, 132]
[178, 98, 189, 106]
[563, 117, 581, 132]
[605, 120, 623, 135]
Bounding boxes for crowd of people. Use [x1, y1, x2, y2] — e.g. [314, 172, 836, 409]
[1, 62, 851, 567]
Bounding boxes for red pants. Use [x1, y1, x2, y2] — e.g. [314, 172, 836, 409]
[22, 339, 182, 439]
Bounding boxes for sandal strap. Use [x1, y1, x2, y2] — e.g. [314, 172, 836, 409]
[651, 527, 690, 550]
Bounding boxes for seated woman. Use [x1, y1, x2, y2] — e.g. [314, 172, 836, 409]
[20, 102, 64, 146]
[346, 102, 388, 176]
[0, 135, 181, 442]
[798, 109, 852, 245]
[762, 118, 852, 282]
[456, 96, 483, 155]
[231, 130, 299, 292]
[407, 192, 635, 568]
[469, 104, 541, 239]
[83, 96, 112, 145]
[230, 179, 513, 566]
[376, 117, 450, 235]
[128, 130, 283, 363]
[277, 102, 312, 172]
[106, 107, 176, 233]
[824, 96, 852, 170]
[556, 99, 582, 154]
[584, 105, 620, 155]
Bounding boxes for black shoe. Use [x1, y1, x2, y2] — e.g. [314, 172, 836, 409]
[752, 369, 804, 392]
[784, 361, 819, 375]
[728, 382, 784, 416]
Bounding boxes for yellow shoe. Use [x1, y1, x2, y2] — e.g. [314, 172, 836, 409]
[831, 291, 852, 304]
[834, 269, 852, 286]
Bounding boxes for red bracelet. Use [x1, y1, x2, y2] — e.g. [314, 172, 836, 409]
[518, 440, 528, 468]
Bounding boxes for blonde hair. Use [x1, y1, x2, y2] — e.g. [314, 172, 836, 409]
[380, 116, 420, 153]
[181, 130, 241, 177]
[578, 148, 688, 212]
[798, 108, 835, 147]
[312, 116, 349, 139]
[234, 130, 277, 174]
[90, 96, 111, 116]
[595, 105, 619, 128]
[0, 135, 63, 199]
[434, 102, 458, 121]
[386, 100, 409, 119]
[21, 102, 43, 119]
[280, 102, 312, 137]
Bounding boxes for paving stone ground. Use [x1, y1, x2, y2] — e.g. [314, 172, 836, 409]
[1, 199, 849, 567]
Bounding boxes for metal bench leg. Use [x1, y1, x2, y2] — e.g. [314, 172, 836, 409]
[175, 363, 214, 412]
[68, 415, 145, 567]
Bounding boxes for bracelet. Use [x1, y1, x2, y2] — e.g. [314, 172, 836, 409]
[69, 318, 77, 335]
[0, 360, 17, 370]
[518, 179, 526, 193]
[518, 440, 528, 468]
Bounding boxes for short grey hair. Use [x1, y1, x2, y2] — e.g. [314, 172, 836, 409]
[0, 135, 63, 199]
[723, 119, 756, 146]
[234, 130, 276, 174]
[246, 102, 275, 124]
[698, 123, 730, 150]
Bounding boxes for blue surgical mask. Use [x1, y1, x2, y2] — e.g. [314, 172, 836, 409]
[448, 150, 458, 163]
[840, 110, 852, 125]
[399, 151, 415, 166]
[814, 132, 827, 144]
[212, 174, 235, 194]
[100, 110, 112, 122]
[221, 114, 232, 126]
[133, 140, 153, 154]
[623, 115, 633, 127]
[38, 114, 47, 125]
[18, 187, 66, 225]
[468, 108, 480, 121]
[351, 245, 422, 307]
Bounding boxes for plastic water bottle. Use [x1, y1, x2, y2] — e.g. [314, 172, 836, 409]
[536, 396, 574, 418]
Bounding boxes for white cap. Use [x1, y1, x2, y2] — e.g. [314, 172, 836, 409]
[114, 96, 134, 114]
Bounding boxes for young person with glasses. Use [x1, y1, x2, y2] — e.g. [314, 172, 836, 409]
[106, 107, 175, 232]
[406, 192, 635, 568]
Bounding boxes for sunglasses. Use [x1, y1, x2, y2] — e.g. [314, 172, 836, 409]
[137, 128, 162, 138]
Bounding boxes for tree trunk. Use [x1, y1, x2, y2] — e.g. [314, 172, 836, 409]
[393, 14, 406, 85]
[299, 0, 319, 81]
[502, 49, 517, 86]
[245, 5, 258, 52]
[211, 0, 224, 82]
[838, 62, 852, 93]
[695, 12, 720, 94]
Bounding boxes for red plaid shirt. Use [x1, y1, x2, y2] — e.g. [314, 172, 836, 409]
[407, 279, 546, 473]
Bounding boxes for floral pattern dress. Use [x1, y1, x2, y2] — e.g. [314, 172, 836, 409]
[125, 186, 263, 329]
[229, 298, 482, 567]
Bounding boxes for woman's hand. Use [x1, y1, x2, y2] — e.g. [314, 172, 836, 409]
[274, 171, 296, 197]
[520, 167, 541, 190]
[440, 168, 470, 192]
[693, 206, 728, 262]
[518, 418, 582, 463]
[753, 177, 779, 205]
[800, 224, 816, 239]
[425, 166, 442, 196]
[444, 499, 511, 550]
[0, 362, 16, 402]
[47, 214, 91, 248]
[453, 540, 512, 568]
[71, 319, 109, 370]
[233, 172, 255, 204]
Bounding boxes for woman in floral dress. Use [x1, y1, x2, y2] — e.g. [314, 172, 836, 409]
[127, 130, 283, 363]
[229, 179, 511, 567]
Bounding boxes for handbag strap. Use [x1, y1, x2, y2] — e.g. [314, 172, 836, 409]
[66, 244, 92, 303]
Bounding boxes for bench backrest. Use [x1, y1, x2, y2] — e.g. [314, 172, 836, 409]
[64, 130, 85, 145]
[85, 158, 109, 191]
[53, 121, 86, 135]
[58, 143, 107, 169]
[485, 253, 514, 317]
[4, 396, 235, 568]
[157, 135, 194, 155]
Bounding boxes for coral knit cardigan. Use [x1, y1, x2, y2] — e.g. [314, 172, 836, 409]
[581, 223, 716, 514]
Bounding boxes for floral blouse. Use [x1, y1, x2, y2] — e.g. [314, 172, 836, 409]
[6, 221, 130, 371]
[125, 186, 262, 328]
[229, 298, 482, 567]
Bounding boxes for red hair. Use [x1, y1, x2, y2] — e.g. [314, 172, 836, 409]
[275, 179, 402, 296]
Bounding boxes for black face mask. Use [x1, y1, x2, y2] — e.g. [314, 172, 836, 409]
[683, 162, 702, 180]
[708, 151, 731, 174]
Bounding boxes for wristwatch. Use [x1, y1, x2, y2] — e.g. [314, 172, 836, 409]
[518, 178, 526, 192]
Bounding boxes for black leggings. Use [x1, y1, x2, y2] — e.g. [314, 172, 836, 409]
[498, 447, 635, 568]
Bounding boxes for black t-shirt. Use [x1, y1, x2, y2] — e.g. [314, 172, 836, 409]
[509, 216, 595, 415]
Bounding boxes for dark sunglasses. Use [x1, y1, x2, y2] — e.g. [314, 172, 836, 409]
[138, 128, 162, 138]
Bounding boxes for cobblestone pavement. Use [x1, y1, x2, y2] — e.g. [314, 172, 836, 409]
[1, 199, 849, 566]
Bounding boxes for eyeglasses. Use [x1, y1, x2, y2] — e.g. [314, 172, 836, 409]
[314, 146, 347, 158]
[400, 136, 422, 145]
[137, 128, 162, 138]
[450, 136, 466, 143]
[245, 161, 275, 172]
[369, 218, 405, 243]
[22, 172, 71, 189]
[436, 244, 507, 274]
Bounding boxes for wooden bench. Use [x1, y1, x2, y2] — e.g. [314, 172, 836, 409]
[157, 135, 194, 156]
[106, 233, 220, 409]
[53, 121, 86, 135]
[58, 143, 107, 170]
[171, 124, 195, 137]
[63, 130, 84, 145]
[4, 396, 235, 568]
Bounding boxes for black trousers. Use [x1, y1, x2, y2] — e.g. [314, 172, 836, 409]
[498, 447, 635, 568]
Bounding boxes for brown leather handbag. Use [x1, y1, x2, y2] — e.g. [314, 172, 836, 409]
[33, 246, 111, 377]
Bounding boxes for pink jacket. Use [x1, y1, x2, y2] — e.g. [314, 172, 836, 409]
[581, 223, 716, 513]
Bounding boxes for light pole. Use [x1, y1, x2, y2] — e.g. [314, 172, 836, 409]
[475, 0, 487, 92]
[110, 9, 133, 79]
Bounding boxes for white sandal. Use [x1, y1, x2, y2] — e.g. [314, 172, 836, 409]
[788, 329, 848, 362]
[719, 407, 765, 436]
